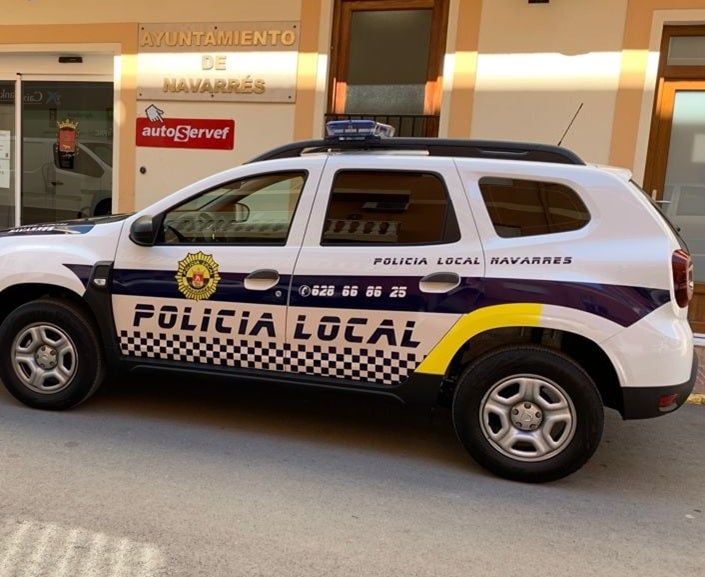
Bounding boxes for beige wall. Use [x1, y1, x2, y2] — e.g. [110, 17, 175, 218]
[441, 0, 482, 138]
[1, 1, 301, 24]
[131, 1, 304, 205]
[135, 102, 296, 208]
[3, 0, 705, 212]
[468, 0, 629, 164]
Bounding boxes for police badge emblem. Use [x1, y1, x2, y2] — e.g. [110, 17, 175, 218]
[175, 251, 221, 300]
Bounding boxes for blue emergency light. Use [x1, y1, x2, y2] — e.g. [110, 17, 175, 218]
[325, 120, 395, 142]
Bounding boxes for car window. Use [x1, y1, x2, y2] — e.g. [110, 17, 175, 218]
[160, 171, 306, 245]
[321, 170, 460, 245]
[479, 176, 590, 237]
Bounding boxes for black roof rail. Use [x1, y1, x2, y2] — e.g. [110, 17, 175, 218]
[246, 138, 585, 165]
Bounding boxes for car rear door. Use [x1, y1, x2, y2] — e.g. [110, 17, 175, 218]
[286, 154, 484, 389]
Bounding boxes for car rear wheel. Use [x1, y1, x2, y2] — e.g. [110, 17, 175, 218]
[0, 298, 105, 410]
[452, 346, 604, 483]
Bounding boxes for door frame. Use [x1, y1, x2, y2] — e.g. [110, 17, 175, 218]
[643, 79, 705, 333]
[328, 0, 449, 117]
[643, 25, 705, 333]
[0, 76, 20, 226]
[643, 26, 705, 197]
[643, 79, 705, 200]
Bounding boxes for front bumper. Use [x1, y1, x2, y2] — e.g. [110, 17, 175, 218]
[621, 352, 698, 419]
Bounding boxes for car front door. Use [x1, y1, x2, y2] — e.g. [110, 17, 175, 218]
[111, 157, 324, 374]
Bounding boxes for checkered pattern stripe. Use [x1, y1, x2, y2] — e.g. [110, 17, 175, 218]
[118, 331, 420, 386]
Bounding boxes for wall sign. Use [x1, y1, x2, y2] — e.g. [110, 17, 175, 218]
[136, 114, 235, 150]
[137, 21, 300, 103]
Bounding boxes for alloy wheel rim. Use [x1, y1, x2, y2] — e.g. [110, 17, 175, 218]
[12, 323, 78, 394]
[479, 374, 576, 462]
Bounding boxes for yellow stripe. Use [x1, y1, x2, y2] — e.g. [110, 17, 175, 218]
[415, 303, 543, 375]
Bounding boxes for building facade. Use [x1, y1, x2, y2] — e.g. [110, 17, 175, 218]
[1, 0, 704, 327]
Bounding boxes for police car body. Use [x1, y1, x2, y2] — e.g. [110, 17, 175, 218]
[0, 121, 696, 482]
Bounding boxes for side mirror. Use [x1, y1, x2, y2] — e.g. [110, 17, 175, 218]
[129, 215, 158, 246]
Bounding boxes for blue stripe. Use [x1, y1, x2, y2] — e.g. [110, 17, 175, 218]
[110, 268, 669, 328]
[112, 269, 288, 306]
[288, 275, 668, 327]
[481, 278, 669, 327]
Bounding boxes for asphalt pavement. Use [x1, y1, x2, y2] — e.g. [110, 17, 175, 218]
[0, 375, 703, 577]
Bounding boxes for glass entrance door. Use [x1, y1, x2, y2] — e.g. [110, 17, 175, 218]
[662, 89, 705, 274]
[21, 80, 113, 224]
[645, 80, 705, 331]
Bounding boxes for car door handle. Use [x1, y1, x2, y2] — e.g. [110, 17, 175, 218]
[419, 272, 461, 293]
[50, 181, 64, 186]
[244, 269, 280, 291]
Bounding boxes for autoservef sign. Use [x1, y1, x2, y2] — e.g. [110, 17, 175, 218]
[136, 109, 235, 150]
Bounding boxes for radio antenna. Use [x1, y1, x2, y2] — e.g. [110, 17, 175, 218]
[557, 102, 584, 146]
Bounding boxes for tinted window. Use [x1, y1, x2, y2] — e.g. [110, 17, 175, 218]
[322, 170, 460, 245]
[160, 171, 306, 245]
[479, 177, 590, 237]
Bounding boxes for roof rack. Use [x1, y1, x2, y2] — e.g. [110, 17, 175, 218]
[248, 120, 585, 166]
[247, 137, 585, 166]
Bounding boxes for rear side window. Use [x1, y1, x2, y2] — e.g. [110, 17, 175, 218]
[322, 170, 460, 245]
[479, 177, 590, 238]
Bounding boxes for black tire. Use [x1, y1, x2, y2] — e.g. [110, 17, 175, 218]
[0, 298, 105, 410]
[452, 346, 603, 483]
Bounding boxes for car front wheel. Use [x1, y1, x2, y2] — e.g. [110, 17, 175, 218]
[0, 298, 105, 410]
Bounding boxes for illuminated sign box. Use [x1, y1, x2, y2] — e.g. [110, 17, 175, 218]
[137, 22, 300, 103]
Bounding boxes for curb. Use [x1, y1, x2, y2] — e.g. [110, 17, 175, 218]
[687, 394, 705, 405]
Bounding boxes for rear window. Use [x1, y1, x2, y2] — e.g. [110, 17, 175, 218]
[479, 176, 590, 238]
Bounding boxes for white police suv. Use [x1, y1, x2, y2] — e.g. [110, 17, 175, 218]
[0, 121, 696, 482]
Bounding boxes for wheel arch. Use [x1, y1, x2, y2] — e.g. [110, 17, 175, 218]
[440, 326, 622, 414]
[0, 283, 99, 335]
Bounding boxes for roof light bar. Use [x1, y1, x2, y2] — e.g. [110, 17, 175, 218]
[325, 120, 395, 142]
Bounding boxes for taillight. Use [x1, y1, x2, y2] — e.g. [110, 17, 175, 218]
[672, 249, 694, 308]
